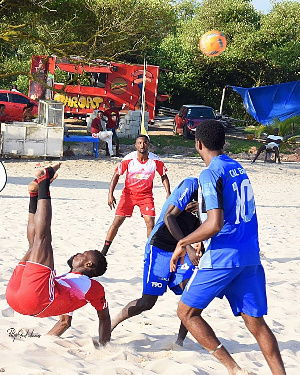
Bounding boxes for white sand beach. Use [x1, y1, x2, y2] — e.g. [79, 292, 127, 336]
[0, 156, 299, 375]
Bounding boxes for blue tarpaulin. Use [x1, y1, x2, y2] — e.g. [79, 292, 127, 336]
[230, 81, 300, 125]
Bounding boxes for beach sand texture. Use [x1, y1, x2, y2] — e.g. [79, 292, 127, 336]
[0, 157, 299, 375]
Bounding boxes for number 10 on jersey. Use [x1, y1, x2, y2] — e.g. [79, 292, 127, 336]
[232, 179, 256, 224]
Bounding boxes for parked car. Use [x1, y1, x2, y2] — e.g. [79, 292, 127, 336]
[173, 104, 220, 138]
[0, 90, 38, 122]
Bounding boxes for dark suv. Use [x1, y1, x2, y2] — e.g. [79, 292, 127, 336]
[0, 90, 38, 122]
[173, 104, 218, 138]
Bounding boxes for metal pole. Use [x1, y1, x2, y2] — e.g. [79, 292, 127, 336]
[219, 86, 226, 115]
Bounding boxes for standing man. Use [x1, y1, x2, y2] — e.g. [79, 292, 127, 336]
[91, 110, 114, 157]
[111, 177, 201, 346]
[102, 134, 171, 255]
[6, 164, 111, 345]
[170, 120, 286, 375]
[103, 100, 121, 156]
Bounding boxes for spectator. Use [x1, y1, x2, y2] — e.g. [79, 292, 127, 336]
[91, 110, 114, 157]
[10, 84, 19, 92]
[103, 100, 122, 156]
[23, 103, 35, 122]
[252, 128, 283, 164]
[0, 104, 6, 123]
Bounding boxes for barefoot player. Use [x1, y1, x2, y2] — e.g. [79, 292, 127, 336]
[171, 120, 286, 375]
[111, 177, 202, 346]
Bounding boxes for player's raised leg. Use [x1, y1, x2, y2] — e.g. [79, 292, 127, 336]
[27, 164, 61, 269]
[21, 165, 60, 263]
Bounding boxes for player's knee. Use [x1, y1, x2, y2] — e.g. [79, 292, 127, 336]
[242, 314, 264, 335]
[177, 303, 186, 323]
[138, 296, 157, 311]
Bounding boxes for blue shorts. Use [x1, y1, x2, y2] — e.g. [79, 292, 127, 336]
[143, 244, 195, 296]
[181, 265, 267, 317]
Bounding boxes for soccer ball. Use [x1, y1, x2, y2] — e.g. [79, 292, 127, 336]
[199, 30, 227, 56]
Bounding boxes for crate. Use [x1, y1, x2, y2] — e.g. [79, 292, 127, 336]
[1, 122, 64, 157]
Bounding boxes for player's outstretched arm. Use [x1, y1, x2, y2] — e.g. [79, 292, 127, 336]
[161, 174, 171, 198]
[47, 315, 72, 336]
[97, 308, 111, 346]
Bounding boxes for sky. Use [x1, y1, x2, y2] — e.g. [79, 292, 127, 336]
[251, 0, 300, 12]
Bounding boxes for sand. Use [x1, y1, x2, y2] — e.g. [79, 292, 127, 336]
[0, 156, 299, 375]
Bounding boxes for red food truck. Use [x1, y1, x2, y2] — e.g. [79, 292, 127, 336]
[29, 55, 161, 122]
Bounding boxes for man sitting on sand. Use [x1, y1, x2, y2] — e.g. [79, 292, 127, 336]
[5, 164, 111, 345]
[111, 177, 202, 346]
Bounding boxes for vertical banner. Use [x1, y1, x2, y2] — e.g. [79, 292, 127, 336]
[29, 56, 49, 100]
[140, 58, 148, 135]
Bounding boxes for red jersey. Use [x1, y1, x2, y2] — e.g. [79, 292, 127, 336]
[116, 151, 167, 197]
[103, 108, 120, 129]
[6, 262, 108, 318]
[91, 117, 103, 133]
[37, 271, 108, 317]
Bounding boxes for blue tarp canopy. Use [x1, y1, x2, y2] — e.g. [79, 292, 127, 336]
[230, 81, 300, 125]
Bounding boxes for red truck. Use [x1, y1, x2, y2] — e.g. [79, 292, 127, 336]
[29, 55, 161, 122]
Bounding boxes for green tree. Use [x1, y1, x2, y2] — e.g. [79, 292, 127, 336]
[0, 0, 176, 92]
[155, 0, 299, 120]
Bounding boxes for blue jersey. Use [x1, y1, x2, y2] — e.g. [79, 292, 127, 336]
[149, 177, 199, 252]
[198, 154, 261, 269]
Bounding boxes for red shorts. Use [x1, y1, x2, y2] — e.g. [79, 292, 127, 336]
[5, 262, 80, 317]
[115, 193, 155, 217]
[6, 262, 55, 316]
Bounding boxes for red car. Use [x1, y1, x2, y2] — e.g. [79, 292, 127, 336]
[173, 104, 218, 138]
[0, 90, 38, 122]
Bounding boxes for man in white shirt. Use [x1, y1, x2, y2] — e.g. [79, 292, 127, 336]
[252, 128, 283, 163]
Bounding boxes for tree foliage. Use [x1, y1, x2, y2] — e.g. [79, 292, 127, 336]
[154, 0, 299, 119]
[0, 0, 176, 90]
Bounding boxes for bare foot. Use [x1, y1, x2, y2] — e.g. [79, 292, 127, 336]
[29, 163, 61, 193]
[34, 162, 61, 179]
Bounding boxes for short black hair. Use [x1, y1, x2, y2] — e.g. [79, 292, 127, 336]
[195, 120, 225, 150]
[89, 250, 108, 277]
[136, 134, 150, 143]
[25, 102, 35, 109]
